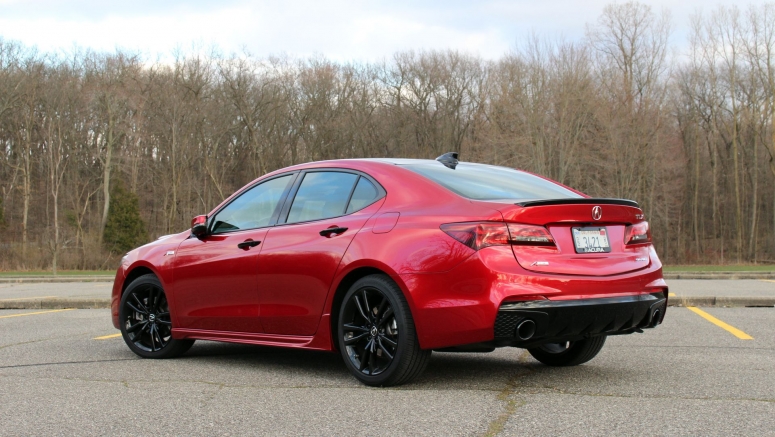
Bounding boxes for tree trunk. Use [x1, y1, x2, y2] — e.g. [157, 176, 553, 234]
[748, 122, 759, 260]
[731, 91, 742, 262]
[694, 127, 701, 258]
[99, 119, 115, 244]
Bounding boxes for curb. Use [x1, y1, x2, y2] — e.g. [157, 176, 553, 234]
[0, 276, 114, 284]
[664, 273, 775, 280]
[668, 296, 775, 307]
[1, 297, 772, 310]
[0, 298, 111, 309]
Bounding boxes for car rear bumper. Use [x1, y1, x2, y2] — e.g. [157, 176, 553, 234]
[399, 246, 668, 350]
[493, 292, 667, 348]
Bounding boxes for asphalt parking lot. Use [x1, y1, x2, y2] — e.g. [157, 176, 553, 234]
[1, 286, 773, 436]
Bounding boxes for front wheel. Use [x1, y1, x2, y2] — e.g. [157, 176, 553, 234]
[119, 274, 194, 359]
[337, 275, 431, 386]
[527, 336, 606, 366]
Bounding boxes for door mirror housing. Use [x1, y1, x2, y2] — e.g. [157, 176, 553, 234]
[191, 215, 208, 238]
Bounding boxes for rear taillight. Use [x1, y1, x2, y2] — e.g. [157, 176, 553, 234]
[624, 221, 651, 245]
[441, 222, 555, 250]
[440, 223, 511, 250]
[507, 223, 555, 246]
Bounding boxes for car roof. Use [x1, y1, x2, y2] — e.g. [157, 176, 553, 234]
[209, 157, 462, 217]
[287, 157, 497, 168]
[360, 158, 443, 165]
[263, 157, 453, 174]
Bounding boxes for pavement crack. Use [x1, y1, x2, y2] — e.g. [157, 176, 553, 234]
[0, 358, 136, 369]
[0, 338, 53, 351]
[199, 383, 226, 408]
[514, 384, 775, 403]
[0, 331, 93, 351]
[610, 345, 773, 350]
[481, 350, 532, 437]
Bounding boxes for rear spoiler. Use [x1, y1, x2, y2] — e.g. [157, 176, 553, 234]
[516, 198, 639, 208]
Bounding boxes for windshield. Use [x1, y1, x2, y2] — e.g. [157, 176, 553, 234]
[402, 162, 583, 202]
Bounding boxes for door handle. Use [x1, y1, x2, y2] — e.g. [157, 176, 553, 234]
[237, 240, 261, 249]
[319, 226, 348, 237]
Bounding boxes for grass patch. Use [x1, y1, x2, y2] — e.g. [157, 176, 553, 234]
[0, 270, 114, 277]
[663, 265, 775, 272]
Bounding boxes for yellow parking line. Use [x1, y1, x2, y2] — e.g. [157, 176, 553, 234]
[0, 309, 74, 319]
[686, 307, 753, 340]
[93, 333, 122, 340]
[668, 292, 676, 297]
[0, 295, 56, 301]
[760, 280, 775, 283]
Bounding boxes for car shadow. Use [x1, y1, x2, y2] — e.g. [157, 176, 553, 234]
[177, 341, 608, 390]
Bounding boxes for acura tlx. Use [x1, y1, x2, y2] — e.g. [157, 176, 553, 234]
[111, 152, 667, 386]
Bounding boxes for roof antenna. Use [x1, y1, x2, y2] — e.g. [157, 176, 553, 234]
[435, 152, 459, 169]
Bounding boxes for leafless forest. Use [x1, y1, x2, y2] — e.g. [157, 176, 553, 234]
[1, 2, 774, 271]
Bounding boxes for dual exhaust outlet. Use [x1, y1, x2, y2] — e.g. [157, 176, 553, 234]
[516, 319, 537, 341]
[650, 308, 661, 328]
[515, 307, 662, 341]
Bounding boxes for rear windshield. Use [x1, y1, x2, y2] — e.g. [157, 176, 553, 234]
[402, 162, 583, 201]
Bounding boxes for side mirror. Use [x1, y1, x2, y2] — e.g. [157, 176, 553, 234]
[191, 215, 208, 238]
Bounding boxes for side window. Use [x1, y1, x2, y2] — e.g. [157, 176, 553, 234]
[346, 177, 379, 214]
[211, 174, 292, 234]
[287, 172, 358, 223]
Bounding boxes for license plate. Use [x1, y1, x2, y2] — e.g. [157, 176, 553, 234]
[572, 227, 611, 253]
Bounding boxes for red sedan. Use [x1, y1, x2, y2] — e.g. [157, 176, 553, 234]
[111, 153, 667, 386]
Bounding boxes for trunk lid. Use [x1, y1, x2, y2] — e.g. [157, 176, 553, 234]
[477, 198, 651, 276]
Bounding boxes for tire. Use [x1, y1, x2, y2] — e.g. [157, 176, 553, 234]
[527, 336, 606, 367]
[119, 273, 194, 359]
[337, 274, 431, 386]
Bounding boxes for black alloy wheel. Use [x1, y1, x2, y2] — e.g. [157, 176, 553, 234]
[119, 274, 194, 359]
[527, 336, 606, 367]
[338, 275, 430, 386]
[341, 286, 398, 376]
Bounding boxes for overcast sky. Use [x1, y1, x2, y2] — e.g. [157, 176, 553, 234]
[1, 1, 772, 62]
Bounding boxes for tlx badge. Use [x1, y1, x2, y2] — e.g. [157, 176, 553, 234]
[592, 206, 602, 221]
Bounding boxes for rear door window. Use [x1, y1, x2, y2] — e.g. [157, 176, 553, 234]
[346, 177, 379, 214]
[287, 172, 358, 223]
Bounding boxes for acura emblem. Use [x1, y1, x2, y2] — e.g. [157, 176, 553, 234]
[592, 206, 602, 221]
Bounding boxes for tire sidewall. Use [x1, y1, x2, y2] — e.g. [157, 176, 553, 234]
[119, 274, 176, 359]
[337, 275, 410, 386]
[528, 336, 606, 366]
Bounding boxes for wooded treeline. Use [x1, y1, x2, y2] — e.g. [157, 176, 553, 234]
[1, 2, 774, 270]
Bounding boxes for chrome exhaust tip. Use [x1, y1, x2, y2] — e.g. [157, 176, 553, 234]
[650, 309, 661, 328]
[516, 319, 537, 340]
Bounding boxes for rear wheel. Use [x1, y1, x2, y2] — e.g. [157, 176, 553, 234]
[119, 274, 194, 359]
[527, 336, 606, 366]
[337, 275, 431, 386]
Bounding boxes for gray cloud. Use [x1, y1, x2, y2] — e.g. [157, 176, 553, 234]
[0, 0, 772, 61]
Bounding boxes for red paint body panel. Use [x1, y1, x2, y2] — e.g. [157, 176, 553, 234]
[111, 231, 189, 329]
[401, 245, 664, 349]
[475, 201, 652, 276]
[487, 202, 641, 225]
[173, 228, 269, 333]
[511, 225, 651, 276]
[112, 158, 666, 354]
[256, 199, 383, 335]
[372, 212, 400, 234]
